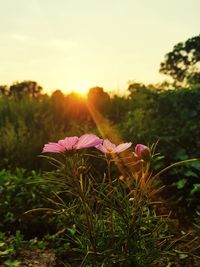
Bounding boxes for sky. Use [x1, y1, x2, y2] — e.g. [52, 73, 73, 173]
[0, 0, 200, 95]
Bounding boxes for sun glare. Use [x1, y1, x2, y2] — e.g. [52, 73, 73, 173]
[68, 81, 93, 96]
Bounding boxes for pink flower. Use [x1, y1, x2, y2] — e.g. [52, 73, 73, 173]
[42, 134, 102, 153]
[96, 139, 132, 154]
[134, 144, 150, 160]
[74, 134, 102, 149]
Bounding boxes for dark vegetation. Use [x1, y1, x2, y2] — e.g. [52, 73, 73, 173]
[1, 81, 200, 208]
[0, 34, 200, 266]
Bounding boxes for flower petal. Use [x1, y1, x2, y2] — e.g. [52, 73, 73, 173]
[114, 142, 132, 153]
[75, 134, 102, 149]
[95, 144, 108, 153]
[58, 136, 79, 150]
[42, 142, 66, 153]
[103, 139, 116, 150]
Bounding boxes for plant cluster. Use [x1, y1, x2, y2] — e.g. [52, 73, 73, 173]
[39, 133, 172, 266]
[0, 168, 60, 237]
[0, 133, 199, 266]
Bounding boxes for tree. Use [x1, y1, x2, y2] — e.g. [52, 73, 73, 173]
[127, 82, 147, 95]
[51, 89, 65, 102]
[9, 81, 43, 98]
[0, 85, 8, 96]
[160, 34, 200, 85]
[87, 87, 110, 110]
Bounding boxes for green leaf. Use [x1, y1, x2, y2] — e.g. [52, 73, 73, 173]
[0, 248, 14, 255]
[0, 242, 5, 247]
[175, 179, 187, 189]
[179, 253, 188, 260]
[190, 184, 200, 195]
[4, 259, 21, 266]
[174, 149, 188, 160]
[184, 170, 198, 178]
[67, 225, 76, 236]
[38, 240, 47, 250]
[190, 160, 200, 170]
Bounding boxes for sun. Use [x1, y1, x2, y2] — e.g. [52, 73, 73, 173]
[68, 80, 92, 96]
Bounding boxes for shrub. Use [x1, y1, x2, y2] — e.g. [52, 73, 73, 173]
[0, 168, 59, 237]
[40, 135, 172, 266]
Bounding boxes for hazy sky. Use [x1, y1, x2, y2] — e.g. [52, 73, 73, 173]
[0, 0, 200, 94]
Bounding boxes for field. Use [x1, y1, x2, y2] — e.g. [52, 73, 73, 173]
[0, 84, 200, 266]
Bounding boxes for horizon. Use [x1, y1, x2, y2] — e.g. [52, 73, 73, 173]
[1, 0, 200, 94]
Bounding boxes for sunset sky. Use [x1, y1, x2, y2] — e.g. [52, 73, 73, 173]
[0, 0, 200, 94]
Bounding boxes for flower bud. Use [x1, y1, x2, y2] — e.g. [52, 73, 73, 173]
[134, 144, 150, 161]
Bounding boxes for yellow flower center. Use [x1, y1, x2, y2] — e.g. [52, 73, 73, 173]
[107, 147, 113, 152]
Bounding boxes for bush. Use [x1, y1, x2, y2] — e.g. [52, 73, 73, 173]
[0, 168, 59, 237]
[120, 87, 200, 209]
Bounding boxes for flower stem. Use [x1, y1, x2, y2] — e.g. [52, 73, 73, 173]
[107, 159, 114, 236]
[79, 173, 97, 253]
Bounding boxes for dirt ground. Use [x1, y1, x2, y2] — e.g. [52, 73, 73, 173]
[0, 242, 200, 267]
[0, 250, 56, 267]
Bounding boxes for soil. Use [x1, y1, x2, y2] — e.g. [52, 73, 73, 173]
[0, 250, 56, 267]
[19, 250, 56, 267]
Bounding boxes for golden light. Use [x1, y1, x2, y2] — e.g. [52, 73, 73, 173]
[68, 80, 93, 96]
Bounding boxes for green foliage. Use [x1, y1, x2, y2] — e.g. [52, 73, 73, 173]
[0, 168, 59, 237]
[170, 160, 200, 206]
[120, 86, 200, 209]
[0, 80, 200, 214]
[0, 94, 94, 169]
[0, 231, 62, 265]
[39, 152, 172, 266]
[0, 231, 23, 265]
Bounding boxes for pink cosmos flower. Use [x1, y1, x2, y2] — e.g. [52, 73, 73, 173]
[42, 134, 102, 153]
[134, 144, 150, 159]
[96, 139, 132, 154]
